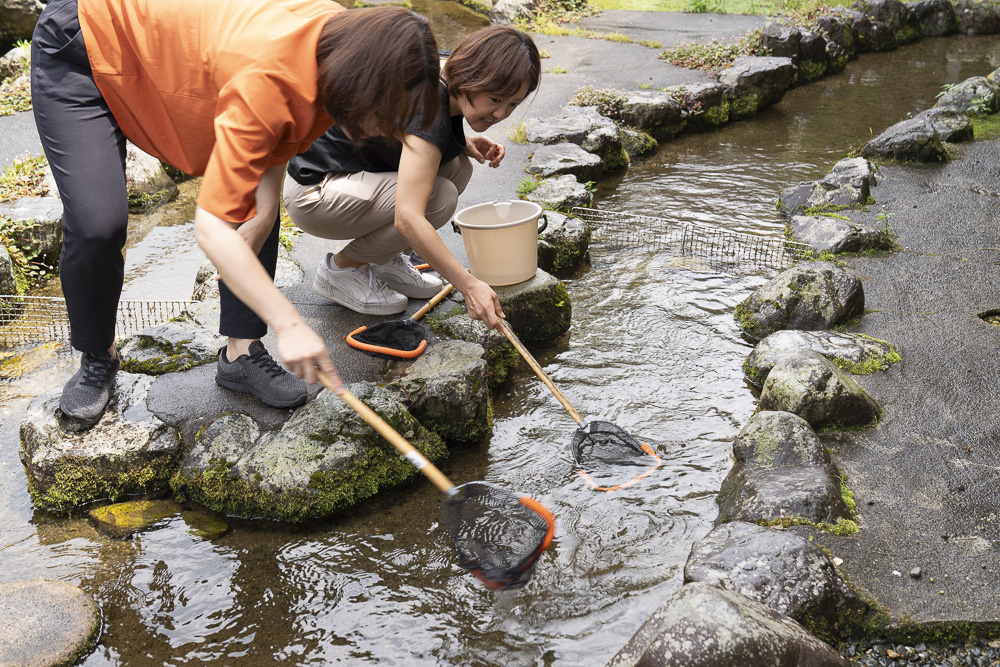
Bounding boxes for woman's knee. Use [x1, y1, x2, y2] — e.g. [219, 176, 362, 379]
[425, 177, 460, 229]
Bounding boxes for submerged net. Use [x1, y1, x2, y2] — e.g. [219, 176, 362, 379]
[443, 481, 555, 590]
[346, 320, 429, 359]
[0, 295, 191, 347]
[571, 420, 662, 492]
[571, 207, 811, 273]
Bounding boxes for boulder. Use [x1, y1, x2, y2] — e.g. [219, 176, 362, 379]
[934, 75, 1000, 114]
[399, 340, 492, 442]
[716, 56, 796, 120]
[816, 14, 857, 65]
[757, 349, 883, 429]
[661, 81, 730, 131]
[734, 261, 865, 340]
[716, 410, 853, 526]
[684, 522, 870, 640]
[0, 0, 45, 49]
[524, 174, 592, 211]
[428, 312, 520, 388]
[119, 319, 226, 375]
[0, 580, 101, 667]
[841, 9, 898, 52]
[493, 269, 571, 342]
[913, 105, 973, 142]
[743, 329, 900, 386]
[525, 105, 621, 159]
[860, 115, 948, 163]
[526, 143, 604, 182]
[787, 214, 895, 255]
[19, 372, 182, 511]
[907, 0, 959, 35]
[172, 383, 446, 521]
[619, 90, 686, 138]
[537, 210, 590, 276]
[489, 0, 537, 24]
[852, 0, 923, 43]
[606, 582, 850, 667]
[0, 196, 64, 270]
[88, 498, 180, 539]
[778, 156, 878, 216]
[760, 24, 827, 85]
[954, 0, 1000, 34]
[125, 143, 177, 212]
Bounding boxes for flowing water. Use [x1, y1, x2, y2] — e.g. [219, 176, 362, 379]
[2, 28, 1000, 666]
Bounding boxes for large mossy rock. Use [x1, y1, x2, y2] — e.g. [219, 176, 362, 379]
[743, 329, 900, 386]
[171, 383, 446, 522]
[684, 521, 870, 641]
[619, 90, 686, 139]
[661, 81, 730, 131]
[852, 0, 924, 43]
[428, 311, 520, 388]
[19, 372, 182, 512]
[524, 174, 592, 211]
[119, 320, 225, 375]
[537, 210, 590, 277]
[757, 349, 883, 429]
[716, 411, 853, 527]
[526, 143, 604, 182]
[717, 56, 796, 120]
[787, 214, 895, 255]
[908, 0, 960, 35]
[860, 116, 949, 163]
[399, 340, 492, 442]
[734, 261, 865, 340]
[934, 75, 1000, 114]
[777, 157, 877, 217]
[606, 582, 850, 667]
[954, 0, 1000, 34]
[494, 269, 572, 342]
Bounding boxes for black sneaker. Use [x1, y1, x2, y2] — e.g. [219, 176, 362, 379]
[59, 351, 120, 425]
[215, 341, 309, 408]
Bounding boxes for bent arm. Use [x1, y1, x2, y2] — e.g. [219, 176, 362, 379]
[395, 134, 504, 329]
[193, 167, 342, 389]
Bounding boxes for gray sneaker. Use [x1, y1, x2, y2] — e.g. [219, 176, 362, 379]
[371, 252, 443, 299]
[59, 351, 120, 425]
[216, 341, 308, 408]
[313, 253, 408, 315]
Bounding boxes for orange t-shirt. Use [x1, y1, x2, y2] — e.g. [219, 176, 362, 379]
[77, 0, 343, 222]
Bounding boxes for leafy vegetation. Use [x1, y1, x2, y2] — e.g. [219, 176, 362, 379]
[0, 40, 32, 116]
[568, 84, 630, 120]
[660, 29, 767, 74]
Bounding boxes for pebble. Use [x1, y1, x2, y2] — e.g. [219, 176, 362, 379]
[843, 639, 1000, 666]
[911, 567, 922, 578]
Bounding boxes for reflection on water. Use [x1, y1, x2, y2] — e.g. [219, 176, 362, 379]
[2, 31, 1000, 666]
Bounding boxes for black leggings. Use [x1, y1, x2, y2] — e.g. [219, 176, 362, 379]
[31, 0, 276, 354]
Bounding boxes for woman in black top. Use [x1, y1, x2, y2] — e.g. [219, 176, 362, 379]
[283, 25, 540, 329]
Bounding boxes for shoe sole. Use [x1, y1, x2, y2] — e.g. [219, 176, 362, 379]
[215, 374, 308, 408]
[58, 395, 104, 425]
[313, 273, 408, 315]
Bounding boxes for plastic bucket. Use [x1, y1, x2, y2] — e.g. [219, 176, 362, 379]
[452, 201, 547, 286]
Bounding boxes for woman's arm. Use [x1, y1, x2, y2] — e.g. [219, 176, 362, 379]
[193, 167, 343, 390]
[395, 134, 504, 329]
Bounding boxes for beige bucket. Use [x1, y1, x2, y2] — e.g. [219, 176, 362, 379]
[452, 201, 548, 286]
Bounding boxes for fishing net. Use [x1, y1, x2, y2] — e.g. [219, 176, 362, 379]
[571, 421, 662, 491]
[346, 320, 429, 359]
[444, 481, 555, 591]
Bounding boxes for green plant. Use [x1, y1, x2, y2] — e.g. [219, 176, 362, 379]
[278, 213, 301, 252]
[660, 28, 765, 74]
[507, 121, 529, 144]
[0, 42, 32, 116]
[539, 49, 551, 59]
[0, 156, 48, 203]
[516, 177, 540, 197]
[0, 215, 57, 292]
[569, 84, 629, 120]
[638, 82, 653, 90]
[547, 66, 568, 74]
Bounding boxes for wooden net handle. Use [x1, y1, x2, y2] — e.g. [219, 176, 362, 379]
[499, 320, 585, 425]
[318, 374, 456, 495]
[411, 284, 455, 322]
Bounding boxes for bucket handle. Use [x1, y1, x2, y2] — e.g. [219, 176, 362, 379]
[451, 212, 549, 236]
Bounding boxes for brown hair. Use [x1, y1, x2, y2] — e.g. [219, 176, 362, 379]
[317, 7, 440, 142]
[443, 26, 541, 101]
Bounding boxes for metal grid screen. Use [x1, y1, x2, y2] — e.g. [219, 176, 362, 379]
[571, 207, 811, 272]
[0, 296, 192, 347]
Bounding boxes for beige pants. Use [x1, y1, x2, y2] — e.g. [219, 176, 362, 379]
[282, 155, 473, 266]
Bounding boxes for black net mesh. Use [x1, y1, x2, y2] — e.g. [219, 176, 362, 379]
[443, 482, 554, 590]
[348, 320, 428, 358]
[571, 421, 661, 491]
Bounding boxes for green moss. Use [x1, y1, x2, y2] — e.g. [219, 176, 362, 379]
[30, 454, 178, 513]
[895, 25, 922, 45]
[971, 112, 1000, 141]
[830, 348, 901, 375]
[796, 59, 827, 84]
[729, 93, 762, 120]
[127, 187, 171, 213]
[600, 144, 630, 172]
[622, 129, 658, 156]
[457, 0, 490, 12]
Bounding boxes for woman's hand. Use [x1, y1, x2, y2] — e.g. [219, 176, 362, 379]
[465, 135, 505, 168]
[274, 318, 343, 391]
[461, 277, 504, 330]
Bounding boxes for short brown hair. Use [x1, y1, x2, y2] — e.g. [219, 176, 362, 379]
[317, 7, 440, 142]
[443, 26, 541, 100]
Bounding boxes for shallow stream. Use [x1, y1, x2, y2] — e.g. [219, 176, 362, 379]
[2, 26, 999, 666]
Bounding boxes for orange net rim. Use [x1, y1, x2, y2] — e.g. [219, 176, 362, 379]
[344, 325, 428, 359]
[577, 442, 662, 492]
[465, 494, 556, 591]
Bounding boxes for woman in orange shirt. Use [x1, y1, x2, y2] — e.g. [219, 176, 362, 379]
[31, 0, 440, 424]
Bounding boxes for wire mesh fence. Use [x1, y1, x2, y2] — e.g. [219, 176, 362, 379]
[571, 207, 812, 273]
[0, 295, 192, 347]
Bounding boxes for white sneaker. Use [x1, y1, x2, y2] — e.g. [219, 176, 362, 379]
[370, 252, 443, 299]
[314, 253, 408, 315]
